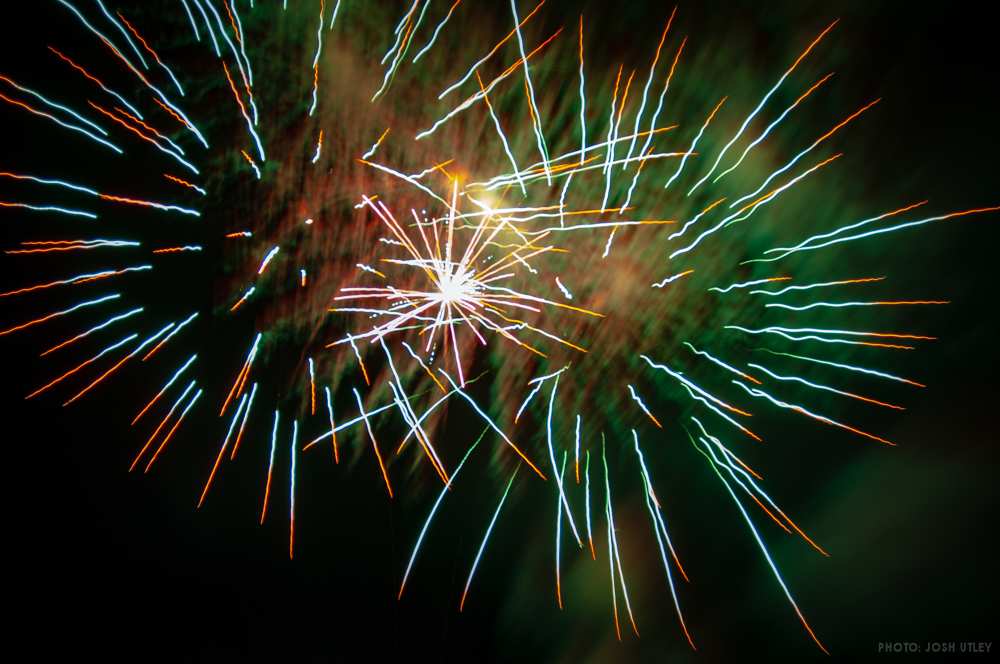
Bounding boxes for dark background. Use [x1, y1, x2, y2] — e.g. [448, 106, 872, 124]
[1, 1, 998, 661]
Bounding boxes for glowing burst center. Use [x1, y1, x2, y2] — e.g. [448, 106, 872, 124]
[436, 266, 478, 305]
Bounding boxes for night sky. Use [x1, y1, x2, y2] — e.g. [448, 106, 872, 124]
[2, 1, 998, 661]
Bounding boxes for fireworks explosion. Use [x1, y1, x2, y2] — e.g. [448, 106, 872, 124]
[1, 0, 996, 657]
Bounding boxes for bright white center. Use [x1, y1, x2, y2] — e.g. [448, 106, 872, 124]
[437, 268, 474, 304]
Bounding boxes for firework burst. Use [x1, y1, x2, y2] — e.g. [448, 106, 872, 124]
[1, 0, 996, 656]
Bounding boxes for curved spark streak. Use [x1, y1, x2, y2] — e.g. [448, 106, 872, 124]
[686, 20, 837, 195]
[42, 307, 143, 357]
[747, 362, 904, 410]
[546, 375, 583, 546]
[683, 342, 761, 384]
[0, 90, 123, 154]
[731, 380, 894, 446]
[399, 433, 483, 599]
[460, 465, 519, 611]
[749, 277, 885, 296]
[765, 299, 948, 311]
[754, 348, 925, 387]
[0, 293, 120, 337]
[690, 429, 829, 654]
[0, 73, 107, 135]
[633, 430, 695, 649]
[758, 206, 1000, 261]
[131, 354, 198, 426]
